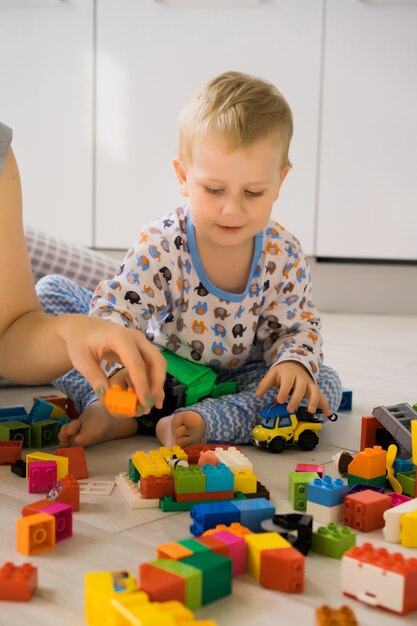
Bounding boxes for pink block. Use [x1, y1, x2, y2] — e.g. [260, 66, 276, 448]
[388, 492, 412, 507]
[295, 463, 325, 478]
[39, 502, 73, 542]
[211, 530, 247, 576]
[28, 461, 57, 494]
[197, 450, 219, 467]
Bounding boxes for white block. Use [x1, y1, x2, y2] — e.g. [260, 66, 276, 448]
[214, 447, 253, 472]
[115, 473, 159, 509]
[383, 498, 417, 543]
[306, 500, 344, 524]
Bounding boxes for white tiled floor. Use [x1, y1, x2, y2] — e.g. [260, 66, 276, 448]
[0, 313, 416, 626]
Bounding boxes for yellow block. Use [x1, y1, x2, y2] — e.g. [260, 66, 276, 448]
[244, 532, 291, 581]
[26, 451, 69, 481]
[132, 450, 171, 478]
[84, 570, 138, 626]
[400, 509, 417, 548]
[233, 470, 257, 494]
[159, 446, 188, 462]
[412, 420, 417, 466]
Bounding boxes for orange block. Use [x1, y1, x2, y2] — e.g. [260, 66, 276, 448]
[139, 563, 186, 603]
[16, 513, 56, 555]
[21, 499, 50, 517]
[104, 385, 138, 417]
[0, 562, 38, 601]
[260, 546, 304, 593]
[195, 535, 230, 558]
[203, 522, 253, 538]
[315, 605, 358, 626]
[157, 542, 193, 560]
[56, 447, 88, 479]
[53, 474, 80, 512]
[347, 446, 386, 480]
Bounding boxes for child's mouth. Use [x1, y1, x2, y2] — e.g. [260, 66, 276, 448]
[217, 225, 244, 233]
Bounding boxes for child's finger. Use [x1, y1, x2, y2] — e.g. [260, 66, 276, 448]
[318, 392, 331, 416]
[255, 369, 277, 397]
[70, 345, 111, 397]
[276, 375, 294, 404]
[286, 379, 307, 413]
[306, 386, 321, 414]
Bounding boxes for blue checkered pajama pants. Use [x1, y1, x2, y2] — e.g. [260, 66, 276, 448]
[36, 274, 343, 444]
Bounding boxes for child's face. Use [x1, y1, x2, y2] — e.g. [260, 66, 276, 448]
[174, 136, 289, 251]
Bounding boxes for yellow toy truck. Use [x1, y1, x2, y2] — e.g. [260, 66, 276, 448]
[251, 402, 337, 453]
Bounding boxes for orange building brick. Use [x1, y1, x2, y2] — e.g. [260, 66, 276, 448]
[56, 446, 88, 479]
[315, 605, 358, 626]
[0, 562, 38, 601]
[347, 446, 386, 480]
[16, 513, 56, 555]
[104, 385, 138, 417]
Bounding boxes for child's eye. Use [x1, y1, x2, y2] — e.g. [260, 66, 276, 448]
[245, 190, 264, 197]
[205, 187, 224, 195]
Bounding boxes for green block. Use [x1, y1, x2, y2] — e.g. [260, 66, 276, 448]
[211, 381, 237, 398]
[396, 471, 416, 497]
[0, 420, 31, 448]
[312, 523, 356, 558]
[288, 471, 319, 511]
[347, 473, 386, 488]
[149, 559, 202, 610]
[30, 420, 59, 448]
[172, 465, 206, 494]
[160, 492, 246, 512]
[182, 551, 232, 605]
[129, 458, 140, 483]
[178, 539, 210, 555]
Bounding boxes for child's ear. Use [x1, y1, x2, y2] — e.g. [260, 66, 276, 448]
[274, 165, 291, 201]
[173, 157, 189, 197]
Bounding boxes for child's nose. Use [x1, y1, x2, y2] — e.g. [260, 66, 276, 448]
[222, 196, 244, 215]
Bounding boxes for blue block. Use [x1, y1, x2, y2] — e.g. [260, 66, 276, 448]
[28, 399, 54, 420]
[0, 406, 29, 423]
[307, 476, 349, 507]
[190, 501, 240, 536]
[31, 415, 70, 430]
[393, 457, 414, 474]
[201, 463, 234, 492]
[338, 389, 353, 412]
[230, 497, 275, 532]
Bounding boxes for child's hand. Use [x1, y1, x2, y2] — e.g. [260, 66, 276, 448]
[255, 361, 331, 416]
[105, 367, 153, 419]
[58, 316, 166, 411]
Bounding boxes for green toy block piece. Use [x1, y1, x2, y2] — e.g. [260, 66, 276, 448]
[172, 465, 206, 494]
[347, 473, 386, 488]
[311, 523, 356, 558]
[129, 458, 140, 483]
[0, 420, 31, 448]
[182, 551, 232, 605]
[396, 470, 416, 497]
[160, 493, 246, 512]
[178, 539, 210, 555]
[288, 471, 319, 511]
[30, 419, 59, 448]
[149, 559, 202, 610]
[413, 402, 417, 413]
[211, 381, 238, 398]
[163, 350, 217, 406]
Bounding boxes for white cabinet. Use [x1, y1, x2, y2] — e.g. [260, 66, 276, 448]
[0, 0, 94, 245]
[317, 0, 417, 260]
[95, 0, 324, 254]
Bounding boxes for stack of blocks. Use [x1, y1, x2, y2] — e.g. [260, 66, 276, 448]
[383, 497, 417, 548]
[347, 445, 387, 488]
[190, 498, 275, 535]
[306, 476, 349, 524]
[288, 471, 319, 511]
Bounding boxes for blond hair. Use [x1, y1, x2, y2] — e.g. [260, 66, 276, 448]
[178, 71, 293, 169]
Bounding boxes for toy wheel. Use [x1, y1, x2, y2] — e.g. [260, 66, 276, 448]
[269, 437, 286, 453]
[298, 430, 319, 451]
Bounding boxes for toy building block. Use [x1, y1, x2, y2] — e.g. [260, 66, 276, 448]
[140, 560, 203, 610]
[56, 446, 88, 479]
[0, 405, 29, 422]
[79, 480, 115, 495]
[84, 570, 138, 626]
[372, 403, 416, 458]
[307, 500, 344, 525]
[26, 451, 68, 481]
[22, 498, 50, 516]
[244, 532, 290, 581]
[132, 450, 171, 478]
[344, 489, 392, 532]
[400, 510, 417, 549]
[230, 498, 275, 533]
[157, 542, 194, 560]
[48, 474, 80, 511]
[347, 483, 384, 496]
[232, 469, 257, 494]
[245, 480, 270, 501]
[412, 419, 416, 465]
[104, 384, 139, 416]
[266, 513, 313, 556]
[213, 446, 252, 473]
[38, 502, 72, 542]
[388, 492, 411, 507]
[32, 393, 79, 418]
[307, 476, 349, 508]
[295, 463, 325, 478]
[315, 605, 358, 626]
[338, 389, 353, 412]
[203, 522, 253, 539]
[0, 562, 38, 602]
[201, 463, 235, 492]
[181, 551, 232, 606]
[140, 474, 174, 499]
[31, 396, 71, 420]
[172, 465, 206, 494]
[30, 419, 59, 448]
[175, 489, 235, 503]
[204, 530, 247, 576]
[129, 457, 140, 483]
[28, 460, 57, 494]
[109, 596, 216, 626]
[159, 445, 188, 462]
[396, 470, 416, 497]
[260, 546, 304, 593]
[0, 420, 31, 448]
[16, 512, 56, 555]
[11, 459, 26, 478]
[190, 501, 241, 536]
[342, 542, 417, 615]
[312, 523, 356, 559]
[288, 471, 319, 511]
[183, 443, 232, 465]
[347, 445, 386, 480]
[0, 440, 22, 465]
[116, 472, 159, 509]
[383, 497, 417, 543]
[360, 415, 388, 451]
[393, 457, 414, 474]
[347, 473, 386, 489]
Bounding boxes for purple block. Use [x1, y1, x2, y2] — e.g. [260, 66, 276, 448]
[28, 461, 57, 494]
[39, 502, 73, 541]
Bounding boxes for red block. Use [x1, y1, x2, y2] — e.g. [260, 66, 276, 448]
[175, 489, 234, 502]
[21, 499, 50, 517]
[194, 535, 230, 558]
[360, 415, 386, 450]
[260, 546, 304, 593]
[140, 474, 174, 499]
[56, 447, 88, 479]
[183, 444, 238, 465]
[0, 562, 38, 601]
[344, 489, 392, 532]
[0, 440, 22, 465]
[139, 562, 185, 603]
[51, 474, 80, 512]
